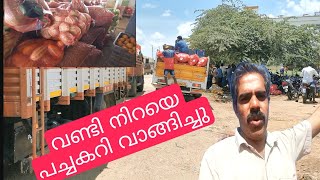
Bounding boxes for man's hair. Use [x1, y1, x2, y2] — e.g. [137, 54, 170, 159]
[163, 44, 170, 50]
[177, 36, 182, 40]
[230, 62, 271, 113]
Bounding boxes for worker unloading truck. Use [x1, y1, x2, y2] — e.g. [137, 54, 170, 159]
[153, 40, 210, 102]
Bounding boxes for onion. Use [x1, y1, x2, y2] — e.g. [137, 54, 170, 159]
[64, 15, 78, 24]
[69, 25, 82, 38]
[59, 22, 70, 32]
[69, 10, 80, 17]
[54, 15, 66, 22]
[59, 32, 75, 46]
[83, 13, 92, 23]
[41, 28, 52, 39]
[48, 25, 60, 38]
[78, 13, 87, 23]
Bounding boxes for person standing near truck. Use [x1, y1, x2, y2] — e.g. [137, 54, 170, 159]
[162, 44, 178, 86]
[175, 36, 189, 54]
[216, 64, 223, 87]
[207, 64, 215, 90]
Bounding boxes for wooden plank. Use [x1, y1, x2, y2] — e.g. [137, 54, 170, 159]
[3, 87, 21, 93]
[3, 96, 20, 101]
[3, 77, 20, 84]
[20, 68, 32, 119]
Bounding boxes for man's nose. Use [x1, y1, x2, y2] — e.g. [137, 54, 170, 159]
[249, 95, 260, 111]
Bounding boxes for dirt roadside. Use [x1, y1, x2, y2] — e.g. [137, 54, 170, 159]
[95, 76, 320, 180]
[5, 75, 319, 180]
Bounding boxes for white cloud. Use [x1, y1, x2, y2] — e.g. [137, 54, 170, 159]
[280, 9, 289, 15]
[281, 0, 320, 16]
[137, 31, 168, 58]
[176, 21, 195, 39]
[136, 26, 146, 43]
[150, 32, 166, 40]
[267, 14, 276, 18]
[162, 10, 172, 17]
[142, 3, 157, 9]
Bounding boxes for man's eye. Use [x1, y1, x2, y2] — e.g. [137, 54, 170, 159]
[256, 92, 267, 101]
[239, 94, 251, 104]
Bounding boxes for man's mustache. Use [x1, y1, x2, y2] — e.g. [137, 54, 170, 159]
[247, 110, 266, 122]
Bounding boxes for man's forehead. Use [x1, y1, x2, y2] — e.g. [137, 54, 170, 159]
[237, 73, 266, 92]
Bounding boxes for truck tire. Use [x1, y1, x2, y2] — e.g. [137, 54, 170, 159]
[137, 75, 144, 92]
[69, 99, 90, 120]
[128, 77, 137, 97]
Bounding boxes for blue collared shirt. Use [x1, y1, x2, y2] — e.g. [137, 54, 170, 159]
[175, 40, 189, 54]
[162, 50, 176, 58]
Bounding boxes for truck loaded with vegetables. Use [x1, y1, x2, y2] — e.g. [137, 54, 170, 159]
[3, 0, 132, 67]
[153, 48, 210, 101]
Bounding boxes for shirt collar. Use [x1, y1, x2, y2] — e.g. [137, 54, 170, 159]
[235, 128, 278, 151]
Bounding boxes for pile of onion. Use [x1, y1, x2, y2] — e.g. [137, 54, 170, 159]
[41, 9, 92, 46]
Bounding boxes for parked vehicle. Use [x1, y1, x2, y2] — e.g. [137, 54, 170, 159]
[282, 76, 302, 101]
[152, 50, 210, 102]
[270, 72, 287, 94]
[301, 76, 319, 103]
[316, 78, 320, 98]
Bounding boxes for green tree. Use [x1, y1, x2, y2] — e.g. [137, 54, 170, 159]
[188, 4, 320, 69]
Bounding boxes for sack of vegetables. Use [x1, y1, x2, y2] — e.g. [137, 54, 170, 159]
[40, 8, 92, 46]
[5, 38, 65, 67]
[4, 0, 52, 33]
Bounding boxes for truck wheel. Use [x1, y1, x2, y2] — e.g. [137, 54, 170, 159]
[137, 75, 144, 92]
[128, 77, 137, 97]
[70, 99, 90, 120]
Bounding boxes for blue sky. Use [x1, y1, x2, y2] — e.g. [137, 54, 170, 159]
[136, 0, 320, 58]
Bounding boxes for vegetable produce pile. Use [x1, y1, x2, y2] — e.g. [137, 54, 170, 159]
[115, 32, 136, 55]
[6, 38, 65, 67]
[3, 0, 135, 67]
[41, 9, 92, 46]
[106, 8, 120, 33]
[157, 52, 209, 67]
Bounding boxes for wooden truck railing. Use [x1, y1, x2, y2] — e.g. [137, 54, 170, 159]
[4, 67, 129, 164]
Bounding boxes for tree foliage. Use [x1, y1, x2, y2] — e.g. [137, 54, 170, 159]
[188, 5, 320, 69]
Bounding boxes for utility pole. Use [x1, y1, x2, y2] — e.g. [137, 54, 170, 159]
[151, 45, 154, 60]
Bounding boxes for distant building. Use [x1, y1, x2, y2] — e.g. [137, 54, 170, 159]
[143, 56, 155, 64]
[272, 12, 320, 26]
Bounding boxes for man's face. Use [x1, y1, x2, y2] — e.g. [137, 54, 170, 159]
[236, 73, 269, 142]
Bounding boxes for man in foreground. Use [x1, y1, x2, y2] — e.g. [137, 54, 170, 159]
[199, 62, 320, 180]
